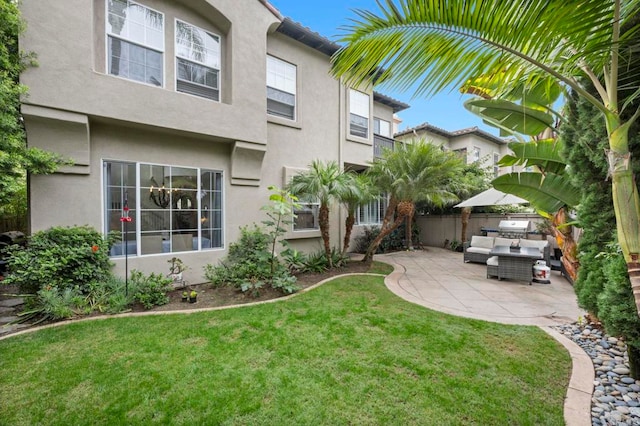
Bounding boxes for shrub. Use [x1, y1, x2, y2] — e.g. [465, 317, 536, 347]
[3, 226, 115, 294]
[353, 224, 418, 254]
[18, 286, 85, 323]
[302, 248, 349, 273]
[129, 270, 172, 309]
[204, 225, 297, 296]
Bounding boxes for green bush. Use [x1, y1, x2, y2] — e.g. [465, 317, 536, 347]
[18, 286, 85, 323]
[3, 226, 116, 294]
[302, 248, 349, 273]
[204, 225, 297, 296]
[354, 224, 419, 254]
[129, 270, 172, 309]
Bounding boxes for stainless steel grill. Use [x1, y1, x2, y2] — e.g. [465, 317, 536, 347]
[498, 220, 530, 239]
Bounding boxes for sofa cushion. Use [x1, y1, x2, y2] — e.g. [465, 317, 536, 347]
[494, 237, 519, 247]
[519, 239, 549, 253]
[470, 236, 494, 249]
[466, 247, 492, 255]
[486, 256, 499, 266]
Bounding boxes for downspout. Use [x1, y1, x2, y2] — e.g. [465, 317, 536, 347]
[338, 78, 345, 250]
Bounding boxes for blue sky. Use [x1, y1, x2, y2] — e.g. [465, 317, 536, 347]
[268, 0, 498, 135]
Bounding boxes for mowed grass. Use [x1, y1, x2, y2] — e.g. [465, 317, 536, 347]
[0, 275, 570, 425]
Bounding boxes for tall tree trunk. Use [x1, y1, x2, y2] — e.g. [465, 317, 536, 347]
[363, 213, 406, 264]
[606, 121, 640, 317]
[401, 202, 415, 250]
[319, 203, 332, 268]
[362, 196, 398, 264]
[342, 210, 356, 255]
[461, 207, 471, 243]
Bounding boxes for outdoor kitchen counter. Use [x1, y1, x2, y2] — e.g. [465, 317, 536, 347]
[489, 245, 542, 284]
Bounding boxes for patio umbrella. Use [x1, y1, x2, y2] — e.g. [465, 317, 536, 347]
[454, 188, 528, 208]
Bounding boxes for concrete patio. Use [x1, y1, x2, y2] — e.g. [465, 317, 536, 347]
[379, 247, 585, 326]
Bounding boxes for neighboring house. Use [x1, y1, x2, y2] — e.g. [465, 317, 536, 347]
[395, 123, 513, 177]
[18, 0, 407, 282]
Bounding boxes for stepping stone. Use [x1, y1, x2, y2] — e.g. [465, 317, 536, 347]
[0, 316, 19, 324]
[0, 323, 28, 335]
[0, 298, 24, 308]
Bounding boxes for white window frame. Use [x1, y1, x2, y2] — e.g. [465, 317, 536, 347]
[374, 118, 391, 138]
[349, 89, 370, 138]
[493, 152, 500, 176]
[357, 196, 388, 225]
[266, 55, 297, 120]
[106, 0, 165, 87]
[473, 146, 481, 162]
[103, 160, 224, 257]
[293, 199, 320, 231]
[175, 19, 221, 101]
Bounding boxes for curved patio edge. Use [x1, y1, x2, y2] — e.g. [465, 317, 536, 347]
[379, 252, 593, 426]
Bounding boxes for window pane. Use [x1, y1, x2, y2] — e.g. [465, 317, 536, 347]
[108, 37, 162, 86]
[176, 20, 220, 69]
[107, 0, 164, 50]
[350, 113, 368, 138]
[141, 211, 170, 231]
[349, 89, 369, 118]
[294, 203, 319, 230]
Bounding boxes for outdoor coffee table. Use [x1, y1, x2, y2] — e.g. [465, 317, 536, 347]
[489, 245, 542, 284]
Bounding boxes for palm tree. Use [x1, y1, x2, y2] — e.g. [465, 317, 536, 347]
[331, 0, 640, 316]
[340, 172, 378, 255]
[362, 139, 465, 263]
[288, 160, 352, 268]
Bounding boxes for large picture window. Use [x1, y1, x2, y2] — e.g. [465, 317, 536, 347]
[267, 55, 296, 120]
[104, 161, 223, 256]
[175, 20, 221, 101]
[107, 0, 164, 86]
[349, 89, 370, 138]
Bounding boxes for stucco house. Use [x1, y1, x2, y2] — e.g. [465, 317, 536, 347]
[18, 0, 408, 282]
[396, 122, 512, 177]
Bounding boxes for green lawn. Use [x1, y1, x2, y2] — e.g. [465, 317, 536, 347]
[0, 275, 570, 425]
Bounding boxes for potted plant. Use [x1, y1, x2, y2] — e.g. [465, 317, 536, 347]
[189, 290, 197, 303]
[181, 291, 188, 302]
[168, 257, 187, 283]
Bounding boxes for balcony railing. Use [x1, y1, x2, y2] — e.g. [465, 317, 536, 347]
[373, 135, 394, 158]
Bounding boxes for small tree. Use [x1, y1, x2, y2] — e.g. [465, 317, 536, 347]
[0, 2, 65, 205]
[261, 185, 299, 276]
[289, 161, 352, 268]
[340, 172, 377, 255]
[363, 139, 465, 262]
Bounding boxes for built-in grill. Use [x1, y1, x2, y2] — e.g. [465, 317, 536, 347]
[498, 220, 530, 239]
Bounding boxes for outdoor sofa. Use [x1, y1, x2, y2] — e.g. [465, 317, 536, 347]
[463, 235, 550, 265]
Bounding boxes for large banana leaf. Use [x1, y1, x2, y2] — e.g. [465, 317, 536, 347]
[492, 172, 581, 213]
[462, 74, 562, 108]
[498, 140, 567, 175]
[463, 98, 554, 136]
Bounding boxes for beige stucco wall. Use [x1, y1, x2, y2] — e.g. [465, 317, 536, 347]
[19, 0, 279, 145]
[22, 0, 384, 281]
[416, 213, 547, 247]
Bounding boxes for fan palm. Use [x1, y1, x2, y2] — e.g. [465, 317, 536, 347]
[288, 160, 352, 268]
[340, 172, 378, 255]
[363, 139, 465, 262]
[331, 0, 640, 316]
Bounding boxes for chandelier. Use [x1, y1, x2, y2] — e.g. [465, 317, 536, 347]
[149, 177, 171, 208]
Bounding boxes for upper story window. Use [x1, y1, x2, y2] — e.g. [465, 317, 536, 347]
[349, 89, 369, 138]
[493, 152, 500, 177]
[175, 20, 221, 101]
[374, 118, 391, 138]
[266, 56, 296, 120]
[473, 146, 481, 162]
[453, 148, 467, 163]
[107, 0, 164, 86]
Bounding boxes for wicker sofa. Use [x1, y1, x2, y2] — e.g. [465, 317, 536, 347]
[463, 236, 550, 265]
